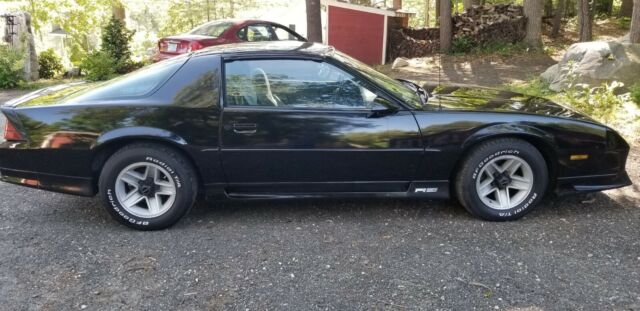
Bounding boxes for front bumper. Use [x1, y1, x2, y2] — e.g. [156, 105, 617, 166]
[555, 171, 633, 195]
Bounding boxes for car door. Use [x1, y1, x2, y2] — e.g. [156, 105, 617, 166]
[220, 57, 423, 194]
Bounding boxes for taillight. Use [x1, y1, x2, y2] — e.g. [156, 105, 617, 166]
[3, 117, 24, 141]
[190, 41, 203, 51]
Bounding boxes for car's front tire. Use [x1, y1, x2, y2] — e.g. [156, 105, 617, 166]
[98, 143, 198, 230]
[455, 138, 548, 221]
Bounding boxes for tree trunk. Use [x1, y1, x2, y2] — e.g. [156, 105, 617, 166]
[524, 0, 543, 48]
[463, 0, 473, 10]
[425, 0, 430, 27]
[436, 0, 441, 25]
[112, 1, 125, 23]
[619, 0, 633, 17]
[306, 0, 322, 43]
[440, 0, 453, 52]
[392, 0, 402, 10]
[631, 0, 640, 43]
[552, 0, 565, 37]
[544, 0, 554, 16]
[577, 0, 593, 41]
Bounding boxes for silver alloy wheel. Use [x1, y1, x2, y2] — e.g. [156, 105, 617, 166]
[475, 155, 534, 210]
[115, 162, 177, 218]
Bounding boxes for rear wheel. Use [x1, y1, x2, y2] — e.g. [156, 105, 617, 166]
[99, 143, 198, 230]
[455, 138, 548, 221]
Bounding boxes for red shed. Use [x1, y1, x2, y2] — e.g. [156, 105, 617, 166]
[321, 0, 405, 65]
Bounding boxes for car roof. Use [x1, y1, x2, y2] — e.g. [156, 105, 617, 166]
[191, 41, 335, 58]
[193, 19, 286, 28]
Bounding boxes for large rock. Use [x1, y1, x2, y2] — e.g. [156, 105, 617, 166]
[541, 41, 640, 91]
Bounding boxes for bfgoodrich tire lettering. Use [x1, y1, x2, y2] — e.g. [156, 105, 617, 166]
[99, 143, 198, 230]
[455, 138, 548, 221]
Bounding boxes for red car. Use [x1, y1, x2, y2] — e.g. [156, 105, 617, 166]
[153, 19, 307, 61]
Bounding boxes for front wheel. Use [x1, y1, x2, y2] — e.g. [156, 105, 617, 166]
[455, 138, 548, 221]
[99, 143, 198, 230]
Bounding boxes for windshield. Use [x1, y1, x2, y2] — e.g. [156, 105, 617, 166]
[332, 51, 423, 109]
[188, 21, 233, 37]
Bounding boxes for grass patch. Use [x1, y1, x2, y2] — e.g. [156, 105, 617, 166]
[631, 83, 640, 106]
[451, 38, 528, 57]
[617, 17, 631, 30]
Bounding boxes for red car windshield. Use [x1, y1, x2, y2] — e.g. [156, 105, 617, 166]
[188, 22, 233, 37]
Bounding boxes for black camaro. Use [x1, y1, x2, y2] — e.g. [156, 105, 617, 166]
[0, 42, 631, 230]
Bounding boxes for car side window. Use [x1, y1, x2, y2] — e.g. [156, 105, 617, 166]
[242, 25, 274, 42]
[224, 59, 382, 110]
[273, 26, 300, 41]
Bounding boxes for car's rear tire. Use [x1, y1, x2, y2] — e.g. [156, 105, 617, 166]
[455, 138, 548, 221]
[98, 143, 198, 230]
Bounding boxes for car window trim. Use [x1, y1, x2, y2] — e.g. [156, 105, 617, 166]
[236, 23, 306, 42]
[220, 56, 397, 112]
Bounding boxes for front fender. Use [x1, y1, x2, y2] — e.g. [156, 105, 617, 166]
[461, 123, 557, 151]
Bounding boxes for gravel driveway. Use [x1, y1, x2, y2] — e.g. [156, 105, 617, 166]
[1, 89, 639, 310]
[0, 149, 638, 310]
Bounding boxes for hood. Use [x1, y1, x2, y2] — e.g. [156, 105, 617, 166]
[423, 83, 594, 122]
[3, 82, 96, 108]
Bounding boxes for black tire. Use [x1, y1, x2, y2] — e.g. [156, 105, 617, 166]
[98, 143, 198, 230]
[455, 138, 548, 221]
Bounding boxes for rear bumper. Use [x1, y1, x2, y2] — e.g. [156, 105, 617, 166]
[555, 171, 633, 195]
[0, 167, 95, 196]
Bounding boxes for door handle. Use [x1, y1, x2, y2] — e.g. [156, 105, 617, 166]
[232, 123, 257, 134]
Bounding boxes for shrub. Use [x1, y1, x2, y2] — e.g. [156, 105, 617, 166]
[0, 45, 25, 89]
[101, 16, 135, 74]
[81, 51, 116, 81]
[631, 83, 640, 106]
[564, 81, 625, 123]
[38, 49, 64, 79]
[451, 36, 474, 54]
[617, 17, 631, 30]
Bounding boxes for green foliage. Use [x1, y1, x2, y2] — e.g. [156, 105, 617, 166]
[101, 16, 135, 74]
[631, 83, 640, 106]
[506, 78, 555, 98]
[81, 51, 115, 82]
[617, 17, 631, 29]
[451, 36, 474, 54]
[564, 81, 625, 123]
[0, 45, 25, 89]
[160, 0, 257, 36]
[23, 0, 113, 66]
[474, 41, 527, 56]
[38, 49, 64, 79]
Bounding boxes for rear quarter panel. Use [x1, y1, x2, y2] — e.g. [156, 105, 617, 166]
[2, 54, 224, 195]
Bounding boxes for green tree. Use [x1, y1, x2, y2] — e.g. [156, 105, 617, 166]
[23, 0, 113, 66]
[38, 48, 64, 79]
[101, 16, 134, 73]
[159, 0, 256, 37]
